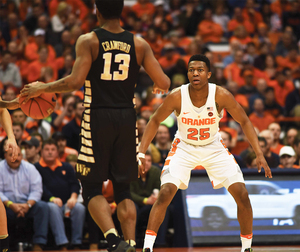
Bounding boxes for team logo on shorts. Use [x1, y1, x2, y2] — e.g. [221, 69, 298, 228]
[208, 112, 213, 117]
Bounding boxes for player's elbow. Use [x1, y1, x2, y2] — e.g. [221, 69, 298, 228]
[157, 75, 171, 90]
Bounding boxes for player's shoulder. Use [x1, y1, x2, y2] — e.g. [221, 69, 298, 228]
[215, 85, 232, 98]
[76, 32, 98, 47]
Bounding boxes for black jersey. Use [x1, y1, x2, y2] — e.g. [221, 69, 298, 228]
[84, 28, 140, 109]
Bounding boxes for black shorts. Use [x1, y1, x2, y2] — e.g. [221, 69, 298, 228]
[76, 107, 138, 183]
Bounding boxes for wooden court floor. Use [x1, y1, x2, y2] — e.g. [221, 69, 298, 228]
[42, 246, 300, 252]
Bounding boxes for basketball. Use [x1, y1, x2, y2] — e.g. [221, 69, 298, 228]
[19, 93, 57, 119]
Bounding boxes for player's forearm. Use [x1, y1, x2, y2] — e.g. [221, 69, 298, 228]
[156, 74, 171, 90]
[241, 120, 263, 156]
[0, 109, 15, 140]
[139, 120, 160, 154]
[42, 75, 83, 93]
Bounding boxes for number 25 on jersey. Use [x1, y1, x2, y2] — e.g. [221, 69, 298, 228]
[187, 128, 210, 141]
[101, 52, 130, 81]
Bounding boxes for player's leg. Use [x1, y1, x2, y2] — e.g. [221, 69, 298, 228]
[143, 182, 178, 252]
[227, 182, 253, 252]
[0, 199, 10, 252]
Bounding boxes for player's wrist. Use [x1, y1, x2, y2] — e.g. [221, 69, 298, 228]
[138, 153, 145, 159]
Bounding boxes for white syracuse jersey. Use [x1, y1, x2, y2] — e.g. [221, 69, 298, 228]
[174, 83, 222, 146]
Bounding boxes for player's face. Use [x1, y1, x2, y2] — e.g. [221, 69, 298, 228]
[187, 61, 211, 88]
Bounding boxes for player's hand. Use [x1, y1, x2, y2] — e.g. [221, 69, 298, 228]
[20, 81, 45, 104]
[256, 154, 272, 178]
[138, 157, 146, 177]
[5, 138, 18, 162]
[152, 83, 168, 95]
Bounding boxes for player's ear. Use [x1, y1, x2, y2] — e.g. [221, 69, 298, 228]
[207, 72, 212, 79]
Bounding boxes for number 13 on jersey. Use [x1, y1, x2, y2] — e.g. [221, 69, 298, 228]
[101, 52, 130, 81]
[187, 128, 210, 141]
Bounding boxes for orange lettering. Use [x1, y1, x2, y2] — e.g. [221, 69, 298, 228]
[188, 118, 193, 125]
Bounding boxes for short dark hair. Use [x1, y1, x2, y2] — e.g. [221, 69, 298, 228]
[258, 136, 267, 146]
[42, 138, 58, 149]
[12, 122, 24, 131]
[95, 0, 123, 20]
[188, 54, 211, 71]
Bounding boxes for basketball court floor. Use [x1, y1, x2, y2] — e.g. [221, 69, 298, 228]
[39, 246, 300, 252]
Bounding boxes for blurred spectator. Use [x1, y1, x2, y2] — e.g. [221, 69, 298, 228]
[212, 2, 230, 34]
[7, 12, 19, 42]
[293, 137, 300, 166]
[253, 42, 271, 70]
[274, 31, 296, 57]
[262, 54, 277, 83]
[270, 0, 292, 18]
[252, 23, 272, 49]
[12, 122, 29, 145]
[242, 0, 263, 28]
[24, 28, 56, 63]
[285, 79, 300, 116]
[264, 86, 283, 118]
[140, 106, 153, 121]
[2, 86, 17, 102]
[248, 78, 267, 113]
[223, 49, 244, 86]
[0, 50, 22, 89]
[223, 39, 242, 67]
[130, 150, 168, 247]
[0, 147, 49, 251]
[51, 2, 70, 33]
[197, 8, 223, 43]
[58, 53, 74, 79]
[54, 30, 75, 58]
[162, 30, 185, 56]
[11, 109, 27, 125]
[158, 44, 181, 72]
[31, 132, 44, 152]
[51, 94, 75, 132]
[229, 25, 252, 47]
[227, 7, 255, 35]
[220, 130, 246, 168]
[155, 124, 172, 167]
[22, 136, 41, 164]
[25, 119, 51, 143]
[144, 26, 164, 60]
[249, 98, 275, 132]
[62, 99, 84, 151]
[258, 131, 280, 168]
[238, 70, 257, 99]
[132, 0, 155, 20]
[152, 0, 171, 29]
[268, 70, 294, 108]
[178, 0, 202, 36]
[245, 151, 257, 169]
[285, 127, 298, 146]
[52, 132, 78, 162]
[282, 0, 300, 40]
[27, 45, 58, 83]
[35, 139, 85, 249]
[227, 81, 249, 113]
[243, 42, 257, 65]
[268, 122, 284, 155]
[278, 146, 300, 169]
[276, 47, 300, 80]
[48, 0, 88, 22]
[23, 2, 44, 34]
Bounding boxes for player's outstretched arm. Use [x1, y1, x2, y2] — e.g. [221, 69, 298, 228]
[139, 90, 180, 174]
[135, 37, 170, 94]
[20, 33, 94, 103]
[216, 87, 272, 178]
[0, 98, 18, 161]
[0, 98, 19, 109]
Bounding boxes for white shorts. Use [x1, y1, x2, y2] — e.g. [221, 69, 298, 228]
[160, 134, 245, 190]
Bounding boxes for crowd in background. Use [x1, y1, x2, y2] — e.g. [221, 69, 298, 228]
[1, 0, 300, 250]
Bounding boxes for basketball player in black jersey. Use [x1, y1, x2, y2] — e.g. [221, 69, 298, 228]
[20, 0, 170, 251]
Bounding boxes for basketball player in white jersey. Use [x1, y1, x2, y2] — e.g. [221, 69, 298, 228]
[138, 55, 272, 252]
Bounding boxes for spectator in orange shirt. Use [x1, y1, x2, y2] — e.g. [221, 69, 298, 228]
[162, 31, 186, 56]
[252, 23, 272, 49]
[152, 0, 172, 29]
[26, 46, 58, 83]
[52, 131, 78, 162]
[262, 54, 277, 84]
[227, 81, 249, 113]
[242, 0, 263, 28]
[229, 25, 252, 47]
[282, 0, 300, 40]
[223, 49, 244, 86]
[51, 94, 75, 132]
[197, 8, 223, 44]
[249, 98, 275, 132]
[158, 44, 181, 72]
[264, 86, 283, 118]
[238, 70, 257, 99]
[144, 26, 164, 60]
[276, 47, 300, 79]
[228, 7, 255, 35]
[131, 0, 155, 20]
[270, 0, 291, 18]
[268, 122, 284, 155]
[24, 29, 56, 63]
[48, 0, 89, 21]
[268, 70, 295, 107]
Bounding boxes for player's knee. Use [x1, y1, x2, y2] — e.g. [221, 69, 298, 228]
[238, 189, 251, 208]
[157, 185, 175, 205]
[81, 181, 103, 207]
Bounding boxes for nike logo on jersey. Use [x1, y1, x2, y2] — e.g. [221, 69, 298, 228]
[183, 112, 190, 114]
[182, 117, 216, 126]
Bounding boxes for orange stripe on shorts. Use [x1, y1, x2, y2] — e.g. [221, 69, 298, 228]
[146, 230, 157, 236]
[164, 159, 170, 166]
[194, 165, 205, 170]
